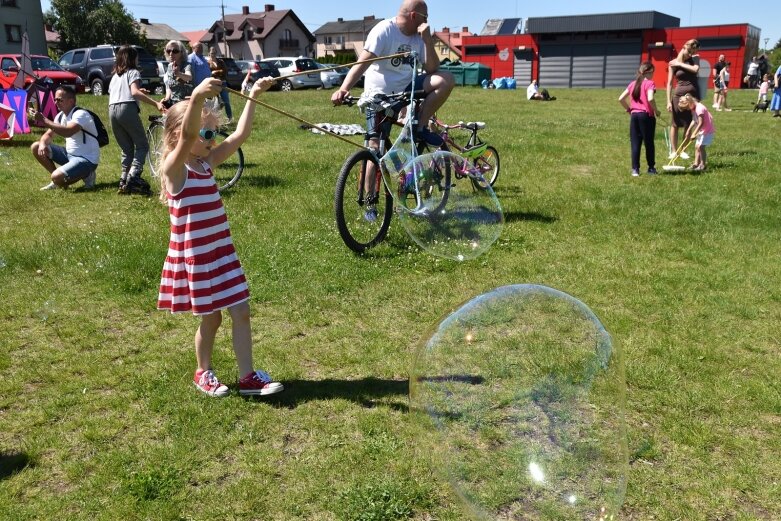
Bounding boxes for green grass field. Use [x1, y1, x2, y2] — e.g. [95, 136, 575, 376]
[0, 85, 779, 520]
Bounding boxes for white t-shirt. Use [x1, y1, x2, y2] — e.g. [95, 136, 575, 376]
[108, 69, 141, 107]
[55, 106, 100, 164]
[527, 82, 538, 100]
[363, 18, 426, 95]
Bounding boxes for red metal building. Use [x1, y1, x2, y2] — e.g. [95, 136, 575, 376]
[462, 11, 760, 89]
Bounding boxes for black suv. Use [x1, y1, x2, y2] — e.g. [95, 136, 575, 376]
[58, 45, 161, 96]
[219, 58, 246, 90]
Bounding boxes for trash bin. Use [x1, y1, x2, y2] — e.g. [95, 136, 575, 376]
[463, 62, 492, 86]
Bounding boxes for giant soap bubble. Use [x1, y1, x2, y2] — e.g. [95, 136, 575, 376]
[410, 284, 628, 520]
[380, 128, 503, 261]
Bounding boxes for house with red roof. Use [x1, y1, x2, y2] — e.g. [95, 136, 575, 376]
[200, 4, 315, 60]
[433, 27, 473, 62]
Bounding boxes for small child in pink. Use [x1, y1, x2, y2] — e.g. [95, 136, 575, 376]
[758, 74, 770, 103]
[677, 93, 715, 172]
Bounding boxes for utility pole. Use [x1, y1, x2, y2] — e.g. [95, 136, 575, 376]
[221, 0, 230, 58]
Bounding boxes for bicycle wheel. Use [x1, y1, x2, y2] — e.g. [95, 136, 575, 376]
[470, 145, 500, 189]
[334, 148, 393, 253]
[213, 130, 244, 191]
[402, 142, 451, 214]
[146, 121, 164, 178]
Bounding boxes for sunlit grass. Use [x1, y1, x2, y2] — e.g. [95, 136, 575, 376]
[0, 86, 779, 520]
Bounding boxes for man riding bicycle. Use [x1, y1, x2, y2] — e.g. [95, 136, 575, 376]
[331, 0, 454, 148]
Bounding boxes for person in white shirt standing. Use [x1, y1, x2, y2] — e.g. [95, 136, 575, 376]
[30, 85, 100, 190]
[109, 45, 165, 194]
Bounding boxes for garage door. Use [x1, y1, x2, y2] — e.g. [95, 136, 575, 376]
[539, 40, 640, 88]
[513, 49, 533, 84]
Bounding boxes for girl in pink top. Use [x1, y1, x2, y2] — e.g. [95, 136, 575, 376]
[619, 62, 661, 176]
[758, 74, 770, 103]
[677, 93, 715, 172]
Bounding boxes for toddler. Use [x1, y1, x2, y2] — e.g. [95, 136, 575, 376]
[677, 93, 715, 172]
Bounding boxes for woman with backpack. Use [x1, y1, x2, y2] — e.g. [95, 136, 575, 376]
[108, 45, 165, 194]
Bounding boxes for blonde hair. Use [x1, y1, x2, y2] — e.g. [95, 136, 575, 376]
[677, 93, 698, 110]
[157, 100, 223, 202]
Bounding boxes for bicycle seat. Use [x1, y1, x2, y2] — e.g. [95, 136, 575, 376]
[459, 121, 486, 130]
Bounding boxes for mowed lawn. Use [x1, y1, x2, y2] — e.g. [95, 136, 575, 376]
[0, 84, 779, 520]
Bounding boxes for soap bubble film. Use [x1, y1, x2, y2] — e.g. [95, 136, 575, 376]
[381, 146, 504, 261]
[410, 284, 628, 520]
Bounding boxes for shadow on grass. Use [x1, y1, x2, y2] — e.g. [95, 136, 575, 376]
[251, 377, 410, 411]
[503, 211, 557, 224]
[0, 452, 33, 480]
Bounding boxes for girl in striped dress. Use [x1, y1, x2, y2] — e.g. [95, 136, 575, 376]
[156, 77, 283, 398]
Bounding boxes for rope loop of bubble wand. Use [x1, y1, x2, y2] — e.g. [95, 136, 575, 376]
[226, 86, 366, 149]
[223, 52, 412, 150]
[272, 52, 410, 82]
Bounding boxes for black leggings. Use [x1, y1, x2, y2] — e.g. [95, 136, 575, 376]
[629, 112, 656, 170]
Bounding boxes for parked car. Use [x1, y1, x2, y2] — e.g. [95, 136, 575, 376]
[155, 60, 168, 95]
[0, 54, 85, 92]
[259, 57, 320, 91]
[235, 59, 281, 89]
[57, 45, 160, 96]
[217, 58, 246, 90]
[315, 62, 346, 89]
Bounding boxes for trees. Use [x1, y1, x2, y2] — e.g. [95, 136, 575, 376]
[44, 0, 143, 50]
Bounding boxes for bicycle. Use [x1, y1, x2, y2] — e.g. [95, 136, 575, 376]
[334, 87, 454, 254]
[427, 116, 500, 188]
[146, 114, 245, 191]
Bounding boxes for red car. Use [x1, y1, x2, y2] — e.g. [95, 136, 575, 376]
[0, 54, 85, 92]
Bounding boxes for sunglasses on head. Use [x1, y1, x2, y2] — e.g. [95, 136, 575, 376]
[199, 128, 218, 141]
[165, 48, 180, 54]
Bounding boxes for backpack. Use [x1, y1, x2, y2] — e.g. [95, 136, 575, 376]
[74, 107, 110, 147]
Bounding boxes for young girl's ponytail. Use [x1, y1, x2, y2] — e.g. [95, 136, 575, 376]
[631, 62, 654, 101]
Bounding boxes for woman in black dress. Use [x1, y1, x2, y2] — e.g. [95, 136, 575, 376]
[666, 39, 700, 156]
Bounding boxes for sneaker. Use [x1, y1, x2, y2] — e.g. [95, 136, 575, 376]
[238, 369, 283, 396]
[631, 169, 640, 177]
[364, 205, 378, 223]
[193, 369, 230, 397]
[723, 108, 732, 112]
[647, 167, 657, 175]
[712, 104, 720, 109]
[83, 170, 96, 189]
[679, 152, 689, 160]
[40, 182, 57, 191]
[413, 126, 444, 147]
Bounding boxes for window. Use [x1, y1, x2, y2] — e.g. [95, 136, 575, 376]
[1, 57, 17, 71]
[90, 48, 114, 60]
[283, 29, 292, 40]
[1, 0, 18, 7]
[71, 50, 85, 64]
[4, 24, 21, 43]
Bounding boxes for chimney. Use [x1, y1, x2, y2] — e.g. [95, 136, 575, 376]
[264, 4, 274, 12]
[337, 17, 343, 23]
[462, 26, 469, 33]
[442, 27, 449, 33]
[364, 15, 375, 21]
[140, 18, 150, 25]
[242, 6, 249, 15]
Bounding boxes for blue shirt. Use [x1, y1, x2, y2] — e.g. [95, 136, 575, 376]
[188, 52, 212, 85]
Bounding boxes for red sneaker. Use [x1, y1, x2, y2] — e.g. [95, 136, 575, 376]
[193, 369, 230, 397]
[238, 370, 284, 396]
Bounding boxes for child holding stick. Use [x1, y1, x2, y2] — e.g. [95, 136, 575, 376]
[156, 77, 283, 397]
[677, 93, 715, 172]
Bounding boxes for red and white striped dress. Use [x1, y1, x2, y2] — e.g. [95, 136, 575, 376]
[157, 160, 249, 315]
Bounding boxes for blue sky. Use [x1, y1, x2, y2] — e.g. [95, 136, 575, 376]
[40, 0, 779, 52]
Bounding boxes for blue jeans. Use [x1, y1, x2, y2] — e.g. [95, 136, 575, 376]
[49, 144, 97, 181]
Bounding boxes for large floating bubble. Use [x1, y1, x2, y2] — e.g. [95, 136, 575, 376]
[381, 149, 503, 261]
[410, 284, 628, 520]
